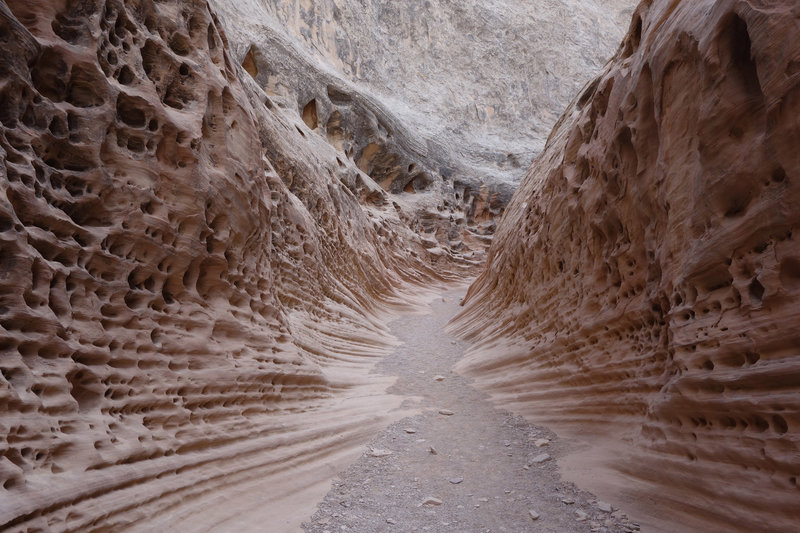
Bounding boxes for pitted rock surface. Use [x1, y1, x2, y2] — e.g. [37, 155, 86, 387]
[451, 1, 800, 532]
[0, 0, 473, 529]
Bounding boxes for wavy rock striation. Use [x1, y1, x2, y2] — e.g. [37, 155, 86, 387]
[451, 1, 800, 531]
[0, 0, 465, 530]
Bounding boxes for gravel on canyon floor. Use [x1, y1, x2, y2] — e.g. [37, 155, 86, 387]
[302, 290, 640, 533]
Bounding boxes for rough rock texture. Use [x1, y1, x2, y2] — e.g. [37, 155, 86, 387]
[0, 0, 468, 530]
[213, 0, 635, 181]
[451, 1, 800, 531]
[207, 0, 636, 248]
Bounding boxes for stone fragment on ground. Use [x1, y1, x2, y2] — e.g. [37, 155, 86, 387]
[598, 501, 613, 513]
[368, 448, 393, 458]
[530, 453, 551, 464]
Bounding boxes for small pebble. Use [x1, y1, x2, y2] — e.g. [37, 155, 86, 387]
[449, 477, 464, 484]
[369, 448, 393, 458]
[529, 510, 540, 521]
[438, 409, 454, 416]
[597, 501, 613, 513]
[421, 496, 443, 506]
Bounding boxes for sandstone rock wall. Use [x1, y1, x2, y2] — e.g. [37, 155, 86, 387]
[451, 1, 800, 531]
[207, 0, 637, 249]
[209, 0, 516, 257]
[212, 0, 636, 184]
[230, 0, 635, 179]
[0, 0, 460, 529]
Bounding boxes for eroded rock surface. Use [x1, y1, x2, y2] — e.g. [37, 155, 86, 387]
[451, 1, 800, 531]
[0, 0, 470, 529]
[208, 0, 636, 248]
[213, 0, 635, 180]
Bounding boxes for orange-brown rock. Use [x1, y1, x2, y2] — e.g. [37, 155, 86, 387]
[451, 1, 800, 531]
[0, 0, 464, 530]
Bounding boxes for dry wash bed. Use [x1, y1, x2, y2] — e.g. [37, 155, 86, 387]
[303, 289, 641, 533]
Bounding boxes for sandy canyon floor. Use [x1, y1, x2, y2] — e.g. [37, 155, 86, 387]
[301, 288, 641, 533]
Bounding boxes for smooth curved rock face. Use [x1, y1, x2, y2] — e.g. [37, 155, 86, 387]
[452, 1, 800, 531]
[0, 0, 461, 529]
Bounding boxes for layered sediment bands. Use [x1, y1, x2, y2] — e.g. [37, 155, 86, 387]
[0, 0, 459, 530]
[451, 1, 800, 531]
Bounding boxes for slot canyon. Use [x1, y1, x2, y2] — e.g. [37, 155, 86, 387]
[0, 0, 797, 532]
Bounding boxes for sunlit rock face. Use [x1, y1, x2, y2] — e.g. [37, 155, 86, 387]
[0, 0, 462, 529]
[209, 0, 636, 245]
[451, 1, 800, 531]
[213, 0, 635, 183]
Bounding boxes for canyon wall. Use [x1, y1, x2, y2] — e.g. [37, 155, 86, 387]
[451, 0, 800, 531]
[0, 0, 688, 530]
[212, 0, 635, 184]
[0, 0, 466, 530]
[204, 0, 637, 246]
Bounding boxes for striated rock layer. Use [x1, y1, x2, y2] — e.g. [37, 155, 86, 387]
[451, 1, 800, 531]
[0, 0, 465, 530]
